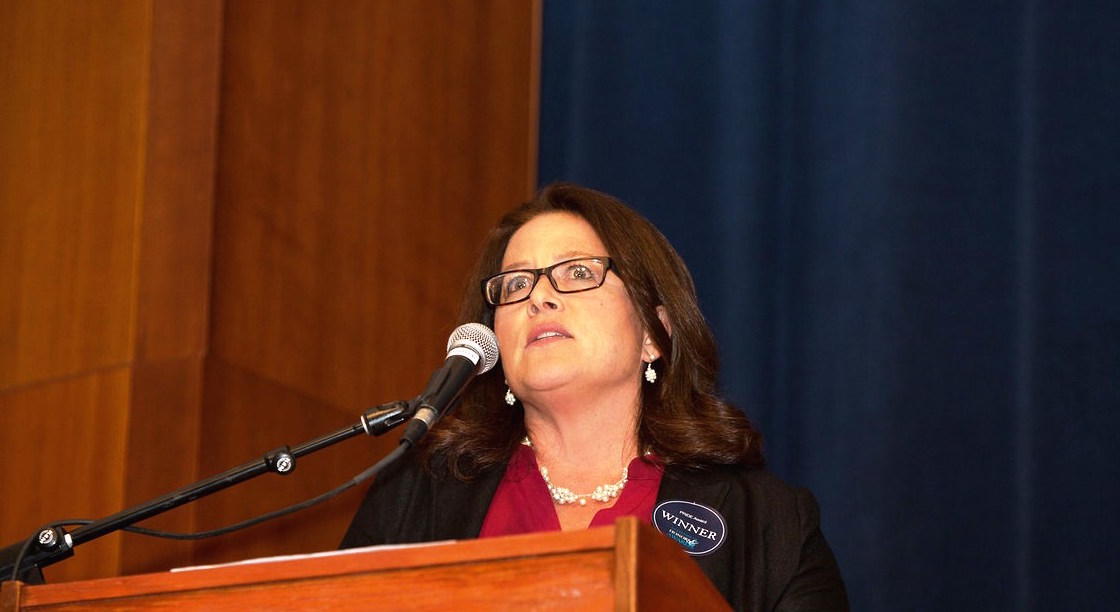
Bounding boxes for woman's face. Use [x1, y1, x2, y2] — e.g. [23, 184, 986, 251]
[494, 212, 653, 404]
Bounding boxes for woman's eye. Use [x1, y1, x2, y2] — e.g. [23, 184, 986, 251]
[563, 263, 598, 281]
[505, 274, 531, 293]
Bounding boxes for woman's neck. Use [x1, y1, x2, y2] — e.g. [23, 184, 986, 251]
[520, 386, 641, 476]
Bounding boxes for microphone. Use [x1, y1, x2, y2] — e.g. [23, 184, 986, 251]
[399, 323, 500, 447]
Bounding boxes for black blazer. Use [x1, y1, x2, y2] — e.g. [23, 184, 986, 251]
[341, 454, 849, 612]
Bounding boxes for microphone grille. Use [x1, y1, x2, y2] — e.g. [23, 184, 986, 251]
[447, 323, 500, 374]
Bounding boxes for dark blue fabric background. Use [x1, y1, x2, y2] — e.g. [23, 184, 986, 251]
[538, 2, 1120, 609]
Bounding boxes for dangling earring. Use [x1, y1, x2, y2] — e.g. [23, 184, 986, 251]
[644, 361, 657, 384]
[505, 387, 517, 406]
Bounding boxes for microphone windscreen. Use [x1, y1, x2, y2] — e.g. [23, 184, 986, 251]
[446, 323, 500, 374]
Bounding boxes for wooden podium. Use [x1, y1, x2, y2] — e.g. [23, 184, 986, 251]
[0, 518, 730, 610]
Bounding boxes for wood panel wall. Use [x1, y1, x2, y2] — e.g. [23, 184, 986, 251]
[0, 0, 539, 583]
[0, 0, 222, 582]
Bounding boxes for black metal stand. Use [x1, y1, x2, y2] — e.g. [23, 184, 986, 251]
[0, 399, 414, 582]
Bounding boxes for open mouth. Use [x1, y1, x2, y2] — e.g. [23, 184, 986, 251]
[528, 327, 570, 346]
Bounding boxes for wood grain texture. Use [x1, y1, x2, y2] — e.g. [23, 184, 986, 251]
[198, 0, 539, 568]
[1, 0, 539, 585]
[0, 369, 133, 583]
[133, 0, 223, 362]
[187, 357, 393, 568]
[117, 357, 205, 577]
[0, 0, 150, 388]
[117, 0, 224, 577]
[0, 0, 153, 584]
[210, 0, 539, 410]
[8, 520, 730, 611]
[18, 524, 620, 610]
[0, 0, 222, 583]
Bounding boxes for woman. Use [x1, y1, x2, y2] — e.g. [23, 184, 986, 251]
[342, 183, 848, 611]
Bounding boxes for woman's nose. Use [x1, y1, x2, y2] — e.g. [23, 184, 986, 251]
[527, 276, 561, 312]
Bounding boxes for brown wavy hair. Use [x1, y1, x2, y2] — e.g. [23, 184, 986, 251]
[422, 183, 765, 479]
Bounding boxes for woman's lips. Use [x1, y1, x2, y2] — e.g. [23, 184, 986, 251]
[527, 325, 571, 347]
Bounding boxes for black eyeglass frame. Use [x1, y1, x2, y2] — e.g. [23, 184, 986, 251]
[481, 256, 614, 307]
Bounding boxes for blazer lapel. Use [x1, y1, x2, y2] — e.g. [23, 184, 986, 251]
[657, 465, 732, 509]
[654, 465, 738, 605]
[430, 464, 505, 540]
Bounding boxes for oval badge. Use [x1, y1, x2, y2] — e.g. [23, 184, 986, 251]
[652, 500, 727, 556]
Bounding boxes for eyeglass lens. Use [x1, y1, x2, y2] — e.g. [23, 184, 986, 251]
[487, 257, 608, 305]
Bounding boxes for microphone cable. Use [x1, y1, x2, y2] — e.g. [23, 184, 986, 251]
[8, 443, 408, 582]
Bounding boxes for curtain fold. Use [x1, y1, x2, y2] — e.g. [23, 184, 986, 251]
[539, 2, 1120, 609]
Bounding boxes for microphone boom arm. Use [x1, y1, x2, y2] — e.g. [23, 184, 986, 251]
[1, 400, 415, 582]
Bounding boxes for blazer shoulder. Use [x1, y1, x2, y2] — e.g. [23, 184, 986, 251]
[664, 464, 824, 547]
[729, 466, 849, 611]
[341, 451, 507, 549]
[340, 451, 434, 548]
[717, 464, 817, 506]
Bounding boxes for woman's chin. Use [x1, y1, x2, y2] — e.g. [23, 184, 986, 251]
[518, 371, 582, 398]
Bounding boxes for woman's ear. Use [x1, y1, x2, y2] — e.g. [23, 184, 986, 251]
[642, 306, 673, 361]
[656, 305, 672, 338]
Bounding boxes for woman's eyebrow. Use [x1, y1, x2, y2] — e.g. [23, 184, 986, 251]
[501, 251, 596, 271]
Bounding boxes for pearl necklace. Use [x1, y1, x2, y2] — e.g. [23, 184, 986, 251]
[522, 437, 628, 506]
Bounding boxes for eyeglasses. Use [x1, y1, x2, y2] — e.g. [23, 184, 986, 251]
[482, 257, 614, 306]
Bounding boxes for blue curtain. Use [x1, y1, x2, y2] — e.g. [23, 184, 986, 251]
[539, 2, 1120, 610]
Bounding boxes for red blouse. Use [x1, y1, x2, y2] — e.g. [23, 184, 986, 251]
[479, 443, 664, 537]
